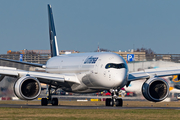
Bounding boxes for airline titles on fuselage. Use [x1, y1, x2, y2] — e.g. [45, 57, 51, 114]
[84, 56, 98, 64]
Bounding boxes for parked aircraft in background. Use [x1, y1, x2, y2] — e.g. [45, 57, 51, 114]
[1, 4, 180, 107]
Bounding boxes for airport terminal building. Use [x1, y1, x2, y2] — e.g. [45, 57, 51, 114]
[1, 49, 180, 71]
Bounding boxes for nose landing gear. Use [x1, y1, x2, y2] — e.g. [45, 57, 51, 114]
[106, 89, 123, 107]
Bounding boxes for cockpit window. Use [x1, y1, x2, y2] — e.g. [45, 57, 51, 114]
[105, 63, 127, 69]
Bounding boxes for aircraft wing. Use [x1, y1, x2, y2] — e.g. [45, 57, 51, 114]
[128, 67, 180, 81]
[0, 58, 46, 68]
[0, 66, 80, 85]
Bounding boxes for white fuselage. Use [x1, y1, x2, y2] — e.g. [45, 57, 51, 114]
[45, 52, 128, 92]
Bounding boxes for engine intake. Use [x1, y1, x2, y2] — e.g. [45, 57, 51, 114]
[142, 77, 169, 102]
[14, 76, 41, 100]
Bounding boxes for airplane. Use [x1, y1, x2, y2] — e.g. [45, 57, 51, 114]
[0, 4, 180, 107]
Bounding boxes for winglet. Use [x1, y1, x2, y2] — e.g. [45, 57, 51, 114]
[48, 4, 59, 57]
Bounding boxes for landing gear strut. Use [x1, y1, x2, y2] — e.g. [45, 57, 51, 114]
[41, 85, 59, 106]
[105, 89, 123, 107]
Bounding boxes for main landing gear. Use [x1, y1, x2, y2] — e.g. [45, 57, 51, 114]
[41, 85, 59, 106]
[105, 89, 123, 107]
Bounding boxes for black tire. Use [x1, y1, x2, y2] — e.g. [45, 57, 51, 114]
[116, 98, 123, 107]
[106, 98, 111, 106]
[52, 98, 58, 106]
[106, 98, 114, 106]
[41, 98, 48, 106]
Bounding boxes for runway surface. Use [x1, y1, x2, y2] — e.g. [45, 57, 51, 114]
[0, 95, 179, 109]
[1, 104, 180, 110]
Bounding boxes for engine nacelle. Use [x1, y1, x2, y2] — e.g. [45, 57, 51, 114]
[142, 77, 169, 102]
[14, 76, 41, 100]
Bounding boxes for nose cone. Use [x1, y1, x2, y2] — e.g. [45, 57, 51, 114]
[111, 69, 128, 88]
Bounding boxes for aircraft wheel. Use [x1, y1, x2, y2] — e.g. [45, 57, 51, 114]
[106, 98, 114, 106]
[106, 98, 111, 106]
[116, 98, 123, 107]
[41, 98, 48, 106]
[52, 98, 58, 106]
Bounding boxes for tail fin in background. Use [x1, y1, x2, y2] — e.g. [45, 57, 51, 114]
[47, 4, 59, 57]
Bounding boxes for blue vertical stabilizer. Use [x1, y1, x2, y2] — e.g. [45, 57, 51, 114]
[48, 4, 59, 57]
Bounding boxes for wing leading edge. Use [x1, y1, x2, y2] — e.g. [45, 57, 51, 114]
[0, 58, 46, 68]
[0, 66, 80, 85]
[128, 67, 180, 81]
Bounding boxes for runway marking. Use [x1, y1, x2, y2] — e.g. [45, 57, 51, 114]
[1, 104, 180, 110]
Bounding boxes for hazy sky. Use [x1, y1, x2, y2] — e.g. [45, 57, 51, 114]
[0, 0, 180, 54]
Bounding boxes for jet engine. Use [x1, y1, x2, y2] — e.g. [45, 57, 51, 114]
[14, 76, 41, 100]
[142, 77, 169, 102]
